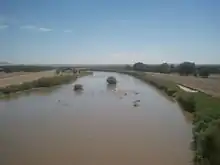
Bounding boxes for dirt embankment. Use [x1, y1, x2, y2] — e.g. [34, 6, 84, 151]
[149, 73, 220, 97]
[0, 71, 55, 88]
[0, 72, 29, 79]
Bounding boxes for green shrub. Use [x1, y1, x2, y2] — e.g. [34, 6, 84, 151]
[195, 119, 220, 165]
[21, 82, 34, 90]
[177, 95, 196, 113]
[198, 68, 210, 78]
[192, 93, 220, 165]
[166, 89, 176, 96]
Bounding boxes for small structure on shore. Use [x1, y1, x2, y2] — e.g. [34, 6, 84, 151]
[56, 67, 81, 76]
[107, 76, 117, 84]
[73, 68, 80, 75]
[74, 84, 83, 91]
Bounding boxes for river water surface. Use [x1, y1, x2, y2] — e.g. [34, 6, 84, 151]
[0, 72, 192, 165]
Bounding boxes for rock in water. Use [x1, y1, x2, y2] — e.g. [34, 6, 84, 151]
[74, 84, 83, 91]
[133, 100, 140, 107]
[107, 76, 117, 84]
[133, 102, 139, 107]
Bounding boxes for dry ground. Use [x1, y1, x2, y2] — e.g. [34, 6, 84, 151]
[0, 71, 55, 88]
[148, 73, 220, 97]
[0, 72, 30, 79]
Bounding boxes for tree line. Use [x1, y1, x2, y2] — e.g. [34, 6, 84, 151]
[132, 62, 220, 78]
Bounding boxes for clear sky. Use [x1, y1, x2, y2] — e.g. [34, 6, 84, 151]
[0, 0, 219, 64]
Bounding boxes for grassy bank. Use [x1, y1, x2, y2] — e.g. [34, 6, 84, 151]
[119, 71, 220, 165]
[0, 71, 92, 96]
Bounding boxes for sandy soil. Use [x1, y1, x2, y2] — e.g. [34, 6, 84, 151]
[149, 73, 220, 97]
[0, 72, 29, 79]
[177, 85, 198, 93]
[0, 71, 55, 88]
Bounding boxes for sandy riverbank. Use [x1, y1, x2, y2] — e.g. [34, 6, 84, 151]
[178, 85, 198, 93]
[0, 71, 55, 88]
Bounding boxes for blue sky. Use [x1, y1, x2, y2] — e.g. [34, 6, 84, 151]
[0, 0, 219, 64]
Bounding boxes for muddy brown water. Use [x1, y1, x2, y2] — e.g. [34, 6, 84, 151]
[0, 72, 192, 165]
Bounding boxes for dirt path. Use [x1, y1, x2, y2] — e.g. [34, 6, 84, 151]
[149, 73, 220, 97]
[0, 71, 55, 88]
[0, 72, 30, 79]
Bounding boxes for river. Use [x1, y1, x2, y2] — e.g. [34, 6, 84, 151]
[0, 72, 192, 165]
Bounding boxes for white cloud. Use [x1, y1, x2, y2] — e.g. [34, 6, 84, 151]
[20, 25, 52, 32]
[39, 27, 52, 32]
[64, 30, 72, 33]
[0, 25, 8, 29]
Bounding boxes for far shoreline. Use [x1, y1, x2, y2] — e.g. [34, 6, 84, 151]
[0, 71, 92, 98]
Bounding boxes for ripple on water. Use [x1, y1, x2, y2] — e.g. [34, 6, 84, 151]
[0, 72, 192, 165]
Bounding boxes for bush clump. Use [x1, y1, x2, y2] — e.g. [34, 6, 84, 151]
[166, 89, 177, 96]
[107, 76, 117, 84]
[191, 93, 220, 165]
[193, 119, 220, 165]
[74, 84, 83, 91]
[198, 68, 210, 78]
[177, 94, 196, 113]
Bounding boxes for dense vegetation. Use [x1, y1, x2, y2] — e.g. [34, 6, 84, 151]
[132, 62, 220, 77]
[192, 94, 220, 165]
[2, 63, 219, 77]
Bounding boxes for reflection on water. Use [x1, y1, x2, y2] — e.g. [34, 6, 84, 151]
[0, 72, 192, 165]
[33, 86, 60, 95]
[74, 89, 84, 95]
[106, 83, 117, 91]
[1, 86, 61, 101]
